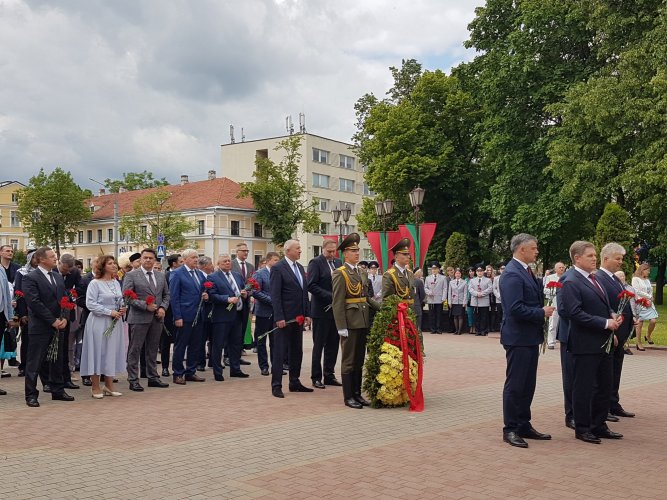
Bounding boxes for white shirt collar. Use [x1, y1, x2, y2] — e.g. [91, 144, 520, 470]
[394, 263, 406, 273]
[345, 262, 357, 271]
[599, 267, 614, 278]
[38, 265, 52, 277]
[183, 264, 195, 273]
[574, 266, 595, 279]
[512, 257, 529, 270]
[284, 256, 297, 267]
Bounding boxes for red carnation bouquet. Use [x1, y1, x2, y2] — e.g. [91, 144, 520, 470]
[542, 281, 563, 353]
[602, 289, 635, 354]
[46, 295, 77, 362]
[193, 281, 214, 326]
[256, 315, 305, 341]
[146, 295, 155, 306]
[103, 289, 137, 337]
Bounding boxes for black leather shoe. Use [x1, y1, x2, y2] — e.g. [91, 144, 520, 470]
[503, 432, 528, 448]
[312, 380, 325, 389]
[324, 378, 343, 387]
[239, 359, 251, 366]
[289, 383, 314, 393]
[64, 381, 80, 390]
[26, 398, 40, 407]
[594, 429, 623, 439]
[606, 413, 620, 422]
[129, 381, 144, 392]
[345, 398, 363, 409]
[52, 392, 75, 401]
[43, 384, 52, 393]
[260, 368, 270, 376]
[229, 371, 249, 378]
[565, 418, 576, 430]
[0, 388, 6, 395]
[354, 395, 371, 407]
[272, 388, 284, 398]
[575, 432, 601, 444]
[518, 426, 551, 440]
[17, 369, 25, 377]
[147, 379, 169, 388]
[214, 374, 224, 382]
[162, 368, 170, 377]
[196, 366, 206, 372]
[610, 408, 635, 418]
[82, 377, 92, 386]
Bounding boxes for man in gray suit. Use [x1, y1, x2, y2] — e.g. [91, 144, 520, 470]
[123, 248, 171, 391]
[469, 266, 493, 336]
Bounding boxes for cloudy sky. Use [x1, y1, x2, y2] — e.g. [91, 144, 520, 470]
[0, 0, 484, 190]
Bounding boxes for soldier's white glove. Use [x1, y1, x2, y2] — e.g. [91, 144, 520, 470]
[338, 329, 349, 338]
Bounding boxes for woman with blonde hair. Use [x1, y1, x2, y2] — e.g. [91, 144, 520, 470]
[631, 263, 659, 351]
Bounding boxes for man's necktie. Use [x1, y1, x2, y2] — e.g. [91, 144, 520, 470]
[612, 274, 624, 292]
[241, 261, 246, 278]
[189, 270, 200, 285]
[293, 263, 303, 287]
[588, 273, 606, 299]
[47, 271, 56, 288]
[225, 272, 242, 310]
[329, 260, 335, 272]
[146, 271, 155, 289]
[527, 267, 535, 279]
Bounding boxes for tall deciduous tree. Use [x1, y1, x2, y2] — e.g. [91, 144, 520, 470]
[119, 187, 194, 250]
[104, 170, 169, 193]
[238, 135, 320, 245]
[444, 232, 469, 271]
[17, 168, 91, 257]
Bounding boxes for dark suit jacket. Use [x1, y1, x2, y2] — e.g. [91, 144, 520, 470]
[232, 259, 255, 281]
[307, 255, 341, 319]
[499, 258, 545, 346]
[594, 268, 633, 343]
[22, 267, 68, 335]
[269, 258, 309, 324]
[169, 265, 206, 323]
[207, 270, 244, 324]
[558, 268, 613, 354]
[2, 261, 20, 284]
[252, 267, 273, 318]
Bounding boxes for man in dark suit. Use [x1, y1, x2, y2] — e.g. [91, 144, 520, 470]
[594, 242, 636, 419]
[123, 248, 170, 391]
[555, 268, 575, 430]
[269, 239, 311, 398]
[56, 253, 81, 390]
[231, 242, 255, 352]
[500, 233, 554, 448]
[22, 247, 75, 407]
[168, 249, 207, 385]
[160, 253, 182, 377]
[207, 254, 247, 381]
[558, 241, 623, 444]
[253, 252, 280, 376]
[307, 239, 342, 389]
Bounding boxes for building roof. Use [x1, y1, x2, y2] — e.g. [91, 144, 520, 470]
[88, 177, 254, 220]
[220, 132, 354, 148]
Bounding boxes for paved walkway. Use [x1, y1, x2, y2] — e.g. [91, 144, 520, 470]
[1, 332, 666, 499]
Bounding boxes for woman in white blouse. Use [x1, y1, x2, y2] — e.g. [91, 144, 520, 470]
[631, 263, 659, 350]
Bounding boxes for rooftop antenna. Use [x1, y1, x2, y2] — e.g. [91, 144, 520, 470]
[286, 115, 294, 135]
[299, 112, 306, 133]
[241, 127, 245, 142]
[230, 124, 235, 144]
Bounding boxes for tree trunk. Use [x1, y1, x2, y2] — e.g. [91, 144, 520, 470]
[655, 261, 665, 305]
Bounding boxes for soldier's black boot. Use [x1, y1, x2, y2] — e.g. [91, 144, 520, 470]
[342, 374, 362, 409]
[353, 371, 370, 406]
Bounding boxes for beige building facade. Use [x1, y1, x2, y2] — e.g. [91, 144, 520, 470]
[220, 133, 376, 263]
[0, 181, 31, 251]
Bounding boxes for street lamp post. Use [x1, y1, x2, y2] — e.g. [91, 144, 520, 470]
[90, 177, 119, 260]
[374, 198, 394, 269]
[332, 203, 351, 249]
[409, 186, 425, 269]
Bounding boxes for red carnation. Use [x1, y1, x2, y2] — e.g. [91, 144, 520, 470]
[14, 290, 24, 298]
[69, 289, 78, 299]
[546, 281, 563, 289]
[617, 290, 635, 300]
[123, 289, 138, 300]
[247, 277, 260, 291]
[59, 296, 75, 311]
[146, 296, 155, 305]
[295, 315, 305, 326]
[203, 281, 214, 289]
[636, 297, 650, 308]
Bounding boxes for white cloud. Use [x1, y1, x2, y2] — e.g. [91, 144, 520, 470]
[0, 0, 483, 189]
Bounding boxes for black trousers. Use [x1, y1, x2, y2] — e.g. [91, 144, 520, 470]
[474, 306, 489, 334]
[494, 303, 504, 331]
[18, 323, 30, 371]
[227, 310, 244, 374]
[610, 337, 627, 412]
[428, 303, 443, 332]
[271, 321, 303, 390]
[254, 315, 274, 371]
[160, 324, 173, 368]
[572, 352, 613, 434]
[59, 321, 72, 383]
[560, 345, 574, 420]
[25, 332, 65, 399]
[311, 316, 340, 382]
[502, 345, 539, 433]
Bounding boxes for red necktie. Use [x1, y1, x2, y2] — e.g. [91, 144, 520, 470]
[588, 274, 606, 299]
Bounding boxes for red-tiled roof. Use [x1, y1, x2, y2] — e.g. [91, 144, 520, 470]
[88, 177, 254, 219]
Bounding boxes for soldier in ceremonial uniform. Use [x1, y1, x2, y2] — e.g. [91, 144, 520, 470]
[331, 234, 380, 409]
[381, 238, 415, 303]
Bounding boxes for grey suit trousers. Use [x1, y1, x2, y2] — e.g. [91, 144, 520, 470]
[127, 319, 163, 381]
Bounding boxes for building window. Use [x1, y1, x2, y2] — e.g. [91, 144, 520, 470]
[254, 222, 263, 237]
[339, 178, 355, 192]
[313, 245, 321, 257]
[10, 211, 20, 227]
[11, 192, 18, 203]
[363, 249, 375, 260]
[339, 154, 355, 169]
[140, 225, 147, 238]
[318, 222, 329, 235]
[363, 183, 375, 196]
[314, 198, 329, 212]
[312, 173, 330, 189]
[108, 229, 113, 242]
[361, 164, 368, 172]
[339, 202, 355, 215]
[312, 148, 329, 164]
[342, 224, 355, 236]
[87, 230, 93, 243]
[97, 229, 103, 242]
[10, 239, 18, 250]
[256, 149, 269, 159]
[78, 231, 84, 244]
[231, 220, 240, 236]
[197, 220, 205, 235]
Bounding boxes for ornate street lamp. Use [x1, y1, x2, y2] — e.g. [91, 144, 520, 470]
[409, 186, 426, 269]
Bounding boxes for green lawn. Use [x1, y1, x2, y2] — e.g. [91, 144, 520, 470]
[628, 286, 666, 346]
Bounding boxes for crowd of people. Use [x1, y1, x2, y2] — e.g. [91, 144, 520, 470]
[0, 236, 661, 429]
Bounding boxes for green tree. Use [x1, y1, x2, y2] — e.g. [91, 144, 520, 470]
[17, 168, 91, 257]
[595, 203, 636, 276]
[444, 232, 468, 271]
[104, 170, 169, 193]
[238, 135, 320, 245]
[119, 187, 194, 250]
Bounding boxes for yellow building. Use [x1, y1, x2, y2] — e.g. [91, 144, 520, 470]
[0, 181, 31, 250]
[66, 172, 274, 269]
[220, 132, 376, 263]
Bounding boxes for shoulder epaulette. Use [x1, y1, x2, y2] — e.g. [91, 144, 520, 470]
[337, 265, 346, 271]
[388, 268, 396, 275]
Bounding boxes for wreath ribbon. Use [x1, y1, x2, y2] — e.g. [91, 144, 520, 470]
[395, 302, 424, 412]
